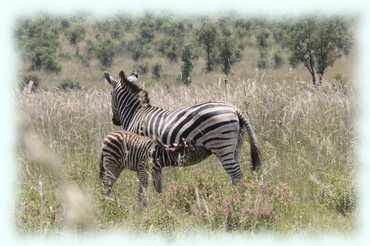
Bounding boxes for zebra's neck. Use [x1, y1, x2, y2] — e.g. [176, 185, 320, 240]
[125, 104, 169, 138]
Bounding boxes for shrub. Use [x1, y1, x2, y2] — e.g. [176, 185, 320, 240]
[31, 47, 62, 72]
[196, 21, 219, 72]
[318, 173, 356, 216]
[16, 16, 61, 73]
[181, 44, 193, 84]
[151, 63, 162, 79]
[127, 37, 152, 61]
[158, 37, 179, 62]
[88, 35, 116, 67]
[256, 30, 270, 48]
[272, 52, 284, 69]
[257, 50, 268, 69]
[58, 80, 81, 91]
[60, 18, 71, 29]
[137, 63, 149, 75]
[65, 24, 86, 45]
[217, 35, 242, 75]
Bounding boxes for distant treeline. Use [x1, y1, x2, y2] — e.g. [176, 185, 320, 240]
[15, 12, 354, 85]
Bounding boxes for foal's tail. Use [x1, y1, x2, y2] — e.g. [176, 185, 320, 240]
[236, 110, 262, 171]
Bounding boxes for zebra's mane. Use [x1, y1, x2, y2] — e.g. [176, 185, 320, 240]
[121, 75, 150, 107]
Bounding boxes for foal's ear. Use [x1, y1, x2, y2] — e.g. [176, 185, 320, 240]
[119, 70, 128, 83]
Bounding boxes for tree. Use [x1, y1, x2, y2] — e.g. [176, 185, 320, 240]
[256, 30, 270, 49]
[286, 16, 352, 85]
[158, 37, 179, 62]
[65, 24, 86, 45]
[152, 63, 162, 79]
[88, 35, 116, 67]
[181, 44, 193, 84]
[218, 35, 241, 75]
[127, 36, 152, 61]
[16, 16, 61, 72]
[196, 22, 219, 72]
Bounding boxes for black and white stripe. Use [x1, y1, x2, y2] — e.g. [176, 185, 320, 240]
[99, 129, 211, 205]
[99, 130, 155, 206]
[104, 70, 261, 184]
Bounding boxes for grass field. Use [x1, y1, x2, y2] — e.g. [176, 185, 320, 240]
[16, 74, 356, 236]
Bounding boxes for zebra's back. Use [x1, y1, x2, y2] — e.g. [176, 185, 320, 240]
[159, 102, 239, 146]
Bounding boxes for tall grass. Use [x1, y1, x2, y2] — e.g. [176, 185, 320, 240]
[16, 77, 356, 235]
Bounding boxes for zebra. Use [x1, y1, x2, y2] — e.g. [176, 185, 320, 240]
[100, 129, 209, 206]
[103, 70, 262, 185]
[100, 129, 159, 206]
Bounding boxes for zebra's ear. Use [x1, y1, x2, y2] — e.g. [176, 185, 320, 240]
[104, 71, 115, 86]
[119, 70, 128, 84]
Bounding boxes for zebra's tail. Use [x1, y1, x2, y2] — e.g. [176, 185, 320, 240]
[99, 153, 104, 180]
[236, 110, 262, 171]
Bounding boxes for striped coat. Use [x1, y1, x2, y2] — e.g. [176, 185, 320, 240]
[100, 129, 211, 205]
[104, 71, 261, 184]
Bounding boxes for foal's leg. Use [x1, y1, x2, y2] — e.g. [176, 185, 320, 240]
[101, 157, 123, 197]
[137, 164, 149, 207]
[152, 167, 162, 193]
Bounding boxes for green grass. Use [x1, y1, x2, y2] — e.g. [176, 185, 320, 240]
[16, 76, 356, 236]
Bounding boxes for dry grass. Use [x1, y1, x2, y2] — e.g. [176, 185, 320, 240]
[15, 74, 356, 235]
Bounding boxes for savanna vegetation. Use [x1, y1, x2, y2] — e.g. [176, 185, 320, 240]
[15, 12, 356, 236]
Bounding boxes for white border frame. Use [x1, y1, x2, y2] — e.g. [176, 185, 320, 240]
[1, 1, 369, 245]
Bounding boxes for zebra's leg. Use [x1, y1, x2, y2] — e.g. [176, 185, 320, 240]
[213, 147, 243, 185]
[152, 167, 162, 193]
[137, 164, 149, 207]
[101, 158, 123, 198]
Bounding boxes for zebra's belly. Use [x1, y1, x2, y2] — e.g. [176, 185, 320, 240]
[169, 145, 212, 167]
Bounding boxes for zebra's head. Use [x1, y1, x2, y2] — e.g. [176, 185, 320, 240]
[104, 70, 150, 126]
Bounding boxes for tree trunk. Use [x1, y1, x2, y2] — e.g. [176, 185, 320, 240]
[310, 71, 317, 86]
[206, 46, 212, 72]
[318, 73, 323, 85]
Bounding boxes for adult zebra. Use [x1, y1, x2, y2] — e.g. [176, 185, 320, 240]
[104, 70, 261, 184]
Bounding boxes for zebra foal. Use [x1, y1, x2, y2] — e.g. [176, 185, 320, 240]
[100, 129, 211, 206]
[99, 130, 157, 207]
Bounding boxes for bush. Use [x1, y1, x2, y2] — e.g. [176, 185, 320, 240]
[58, 80, 81, 91]
[181, 44, 193, 84]
[137, 63, 149, 75]
[65, 24, 86, 45]
[151, 63, 162, 79]
[88, 35, 116, 67]
[127, 37, 153, 61]
[217, 35, 242, 75]
[16, 16, 62, 73]
[318, 173, 356, 216]
[60, 18, 70, 29]
[197, 21, 219, 72]
[256, 30, 270, 48]
[158, 37, 179, 62]
[272, 52, 284, 69]
[31, 47, 62, 72]
[257, 49, 268, 69]
[139, 24, 155, 42]
[257, 58, 267, 70]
